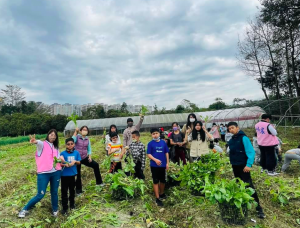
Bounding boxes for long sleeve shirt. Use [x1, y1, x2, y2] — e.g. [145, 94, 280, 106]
[129, 141, 146, 170]
[123, 116, 144, 147]
[242, 136, 255, 167]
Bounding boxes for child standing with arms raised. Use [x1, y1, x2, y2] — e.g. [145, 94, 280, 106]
[147, 128, 169, 207]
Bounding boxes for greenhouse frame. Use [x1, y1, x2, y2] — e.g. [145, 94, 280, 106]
[64, 106, 265, 136]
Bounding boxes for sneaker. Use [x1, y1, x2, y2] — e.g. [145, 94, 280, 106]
[156, 198, 164, 207]
[260, 168, 267, 174]
[52, 211, 59, 217]
[159, 193, 167, 200]
[18, 210, 29, 218]
[97, 183, 105, 187]
[61, 209, 68, 215]
[70, 205, 76, 210]
[256, 206, 266, 219]
[267, 171, 280, 176]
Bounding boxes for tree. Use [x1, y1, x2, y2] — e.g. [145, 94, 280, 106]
[153, 104, 159, 114]
[233, 98, 247, 106]
[120, 102, 128, 113]
[175, 105, 185, 113]
[208, 100, 227, 110]
[1, 85, 25, 106]
[260, 0, 300, 109]
[237, 23, 270, 101]
[82, 105, 106, 119]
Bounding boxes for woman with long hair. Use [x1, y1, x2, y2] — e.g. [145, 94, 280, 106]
[73, 126, 104, 195]
[185, 121, 214, 161]
[18, 129, 62, 218]
[181, 113, 197, 162]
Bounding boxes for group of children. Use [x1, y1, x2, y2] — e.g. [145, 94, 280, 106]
[18, 113, 299, 219]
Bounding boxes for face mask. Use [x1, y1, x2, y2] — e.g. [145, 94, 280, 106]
[81, 130, 88, 136]
[128, 123, 133, 127]
[173, 127, 178, 131]
[153, 137, 160, 141]
[190, 118, 195, 123]
[132, 139, 137, 143]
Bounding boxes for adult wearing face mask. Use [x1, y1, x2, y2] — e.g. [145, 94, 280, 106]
[181, 113, 197, 162]
[73, 126, 104, 195]
[18, 129, 62, 218]
[123, 114, 144, 147]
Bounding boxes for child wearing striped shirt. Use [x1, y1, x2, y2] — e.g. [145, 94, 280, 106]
[108, 132, 123, 173]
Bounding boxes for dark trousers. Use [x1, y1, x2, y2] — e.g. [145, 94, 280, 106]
[174, 147, 186, 165]
[259, 145, 277, 171]
[221, 134, 225, 142]
[134, 161, 145, 179]
[76, 157, 103, 192]
[232, 165, 260, 207]
[61, 175, 76, 210]
[109, 162, 122, 173]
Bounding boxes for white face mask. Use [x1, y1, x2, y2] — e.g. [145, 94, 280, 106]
[81, 130, 88, 136]
[190, 118, 195, 123]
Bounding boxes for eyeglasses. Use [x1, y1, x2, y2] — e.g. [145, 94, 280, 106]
[67, 143, 74, 146]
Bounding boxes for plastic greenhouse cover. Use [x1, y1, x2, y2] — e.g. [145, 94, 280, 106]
[64, 106, 264, 131]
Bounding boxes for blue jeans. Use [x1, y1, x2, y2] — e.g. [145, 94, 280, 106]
[23, 171, 61, 211]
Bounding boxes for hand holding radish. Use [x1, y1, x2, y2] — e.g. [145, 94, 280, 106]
[29, 134, 37, 144]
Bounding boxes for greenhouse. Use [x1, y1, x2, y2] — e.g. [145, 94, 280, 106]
[64, 106, 265, 136]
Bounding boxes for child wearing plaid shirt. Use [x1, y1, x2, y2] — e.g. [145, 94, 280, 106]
[128, 131, 146, 179]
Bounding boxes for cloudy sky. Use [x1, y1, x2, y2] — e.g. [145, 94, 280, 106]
[0, 0, 263, 109]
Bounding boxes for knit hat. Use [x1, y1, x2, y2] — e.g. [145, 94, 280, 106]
[127, 118, 133, 123]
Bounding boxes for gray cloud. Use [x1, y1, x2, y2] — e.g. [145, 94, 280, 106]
[0, 0, 262, 108]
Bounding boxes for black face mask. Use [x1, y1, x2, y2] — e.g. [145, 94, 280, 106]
[128, 123, 133, 127]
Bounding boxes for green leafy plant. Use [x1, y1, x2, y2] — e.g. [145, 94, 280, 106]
[204, 177, 257, 217]
[123, 153, 136, 174]
[177, 152, 221, 194]
[68, 112, 78, 128]
[140, 105, 149, 115]
[266, 177, 300, 205]
[100, 128, 106, 144]
[199, 115, 213, 127]
[105, 171, 147, 200]
[166, 161, 183, 187]
[53, 156, 69, 168]
[101, 154, 113, 171]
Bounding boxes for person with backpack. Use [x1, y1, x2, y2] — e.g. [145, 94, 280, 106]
[169, 122, 187, 165]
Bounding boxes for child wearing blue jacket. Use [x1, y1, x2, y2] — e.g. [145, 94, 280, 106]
[227, 122, 265, 219]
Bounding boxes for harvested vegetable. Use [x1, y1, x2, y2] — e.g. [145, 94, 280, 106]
[140, 105, 148, 116]
[68, 112, 78, 128]
[53, 157, 62, 168]
[100, 128, 107, 144]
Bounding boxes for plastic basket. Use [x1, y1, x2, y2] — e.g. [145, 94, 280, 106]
[218, 203, 248, 225]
